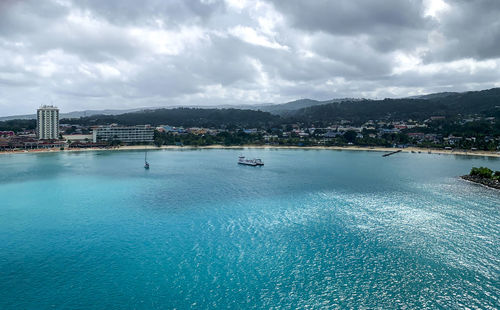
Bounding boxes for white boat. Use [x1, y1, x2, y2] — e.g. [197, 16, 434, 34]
[238, 155, 264, 166]
[144, 149, 150, 169]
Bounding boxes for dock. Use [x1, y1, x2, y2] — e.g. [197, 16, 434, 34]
[382, 150, 402, 157]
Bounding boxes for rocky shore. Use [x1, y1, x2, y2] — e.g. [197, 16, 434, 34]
[461, 175, 500, 190]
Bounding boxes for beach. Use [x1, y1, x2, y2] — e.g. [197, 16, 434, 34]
[1, 144, 500, 157]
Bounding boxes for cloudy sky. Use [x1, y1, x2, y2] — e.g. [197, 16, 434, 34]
[0, 0, 499, 116]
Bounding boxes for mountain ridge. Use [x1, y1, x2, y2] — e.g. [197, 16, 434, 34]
[1, 88, 498, 121]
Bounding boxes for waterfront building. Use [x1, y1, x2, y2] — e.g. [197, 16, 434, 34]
[0, 131, 15, 137]
[37, 105, 60, 140]
[92, 125, 154, 143]
[62, 134, 93, 143]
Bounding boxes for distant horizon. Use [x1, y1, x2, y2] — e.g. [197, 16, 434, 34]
[2, 86, 498, 119]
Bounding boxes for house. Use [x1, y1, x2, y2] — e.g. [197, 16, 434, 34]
[0, 131, 14, 137]
[324, 131, 343, 138]
[444, 135, 462, 145]
[408, 132, 425, 140]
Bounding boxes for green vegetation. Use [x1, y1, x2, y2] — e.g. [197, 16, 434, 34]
[289, 88, 499, 124]
[153, 131, 265, 147]
[469, 167, 500, 180]
[0, 119, 36, 132]
[1, 88, 499, 151]
[62, 108, 280, 128]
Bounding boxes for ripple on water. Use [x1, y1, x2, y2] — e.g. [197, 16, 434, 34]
[0, 149, 498, 309]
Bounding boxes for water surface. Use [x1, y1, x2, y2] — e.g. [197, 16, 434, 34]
[0, 149, 499, 309]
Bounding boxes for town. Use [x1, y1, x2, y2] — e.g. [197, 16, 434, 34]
[1, 104, 499, 153]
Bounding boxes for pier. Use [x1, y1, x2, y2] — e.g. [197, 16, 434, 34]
[382, 150, 402, 157]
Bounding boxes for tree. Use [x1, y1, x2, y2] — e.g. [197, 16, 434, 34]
[470, 167, 493, 178]
[344, 130, 357, 143]
[154, 137, 163, 147]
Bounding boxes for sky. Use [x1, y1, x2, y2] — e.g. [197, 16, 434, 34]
[0, 0, 499, 116]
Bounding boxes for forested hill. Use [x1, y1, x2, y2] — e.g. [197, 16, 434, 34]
[256, 98, 361, 115]
[2, 88, 499, 131]
[62, 108, 280, 128]
[290, 88, 500, 123]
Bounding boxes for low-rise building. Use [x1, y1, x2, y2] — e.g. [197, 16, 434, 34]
[324, 131, 343, 138]
[0, 131, 14, 137]
[63, 134, 93, 142]
[92, 125, 154, 143]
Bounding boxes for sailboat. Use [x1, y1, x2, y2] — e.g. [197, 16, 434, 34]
[144, 148, 150, 169]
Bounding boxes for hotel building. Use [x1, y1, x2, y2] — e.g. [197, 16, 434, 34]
[37, 105, 59, 140]
[92, 125, 154, 143]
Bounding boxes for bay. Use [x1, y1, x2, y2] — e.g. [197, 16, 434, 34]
[0, 149, 498, 309]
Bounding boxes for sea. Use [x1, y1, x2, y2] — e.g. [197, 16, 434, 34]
[0, 149, 498, 309]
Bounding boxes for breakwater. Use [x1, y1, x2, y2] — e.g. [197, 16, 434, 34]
[461, 175, 500, 190]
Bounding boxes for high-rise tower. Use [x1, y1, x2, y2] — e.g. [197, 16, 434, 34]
[37, 105, 59, 140]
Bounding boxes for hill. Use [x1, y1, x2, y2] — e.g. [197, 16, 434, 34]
[0, 108, 152, 121]
[406, 92, 459, 100]
[2, 88, 498, 129]
[255, 98, 361, 115]
[291, 88, 500, 124]
[0, 98, 358, 120]
[62, 108, 280, 128]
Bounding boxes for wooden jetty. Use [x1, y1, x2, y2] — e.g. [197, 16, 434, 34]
[382, 150, 402, 157]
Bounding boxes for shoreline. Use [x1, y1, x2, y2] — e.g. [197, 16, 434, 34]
[460, 175, 500, 190]
[1, 144, 500, 157]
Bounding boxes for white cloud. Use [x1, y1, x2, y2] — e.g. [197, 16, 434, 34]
[423, 0, 450, 18]
[0, 0, 498, 116]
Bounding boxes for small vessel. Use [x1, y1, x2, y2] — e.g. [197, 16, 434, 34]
[238, 155, 264, 166]
[144, 149, 150, 169]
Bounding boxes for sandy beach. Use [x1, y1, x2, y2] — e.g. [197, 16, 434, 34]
[1, 144, 500, 157]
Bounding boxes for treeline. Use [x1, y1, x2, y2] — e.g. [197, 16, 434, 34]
[59, 87, 500, 127]
[0, 119, 36, 132]
[290, 88, 500, 124]
[433, 120, 500, 136]
[1, 88, 499, 132]
[62, 108, 281, 129]
[152, 130, 412, 148]
[153, 131, 266, 146]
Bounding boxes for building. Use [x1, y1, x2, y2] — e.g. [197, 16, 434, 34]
[92, 125, 154, 143]
[0, 131, 14, 137]
[62, 134, 93, 143]
[37, 105, 59, 140]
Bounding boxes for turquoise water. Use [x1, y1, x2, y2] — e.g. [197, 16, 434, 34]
[0, 149, 499, 309]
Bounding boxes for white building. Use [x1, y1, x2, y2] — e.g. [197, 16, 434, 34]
[37, 105, 59, 140]
[62, 134, 93, 142]
[92, 125, 154, 143]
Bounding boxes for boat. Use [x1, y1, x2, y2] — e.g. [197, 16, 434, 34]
[238, 155, 264, 166]
[144, 149, 150, 169]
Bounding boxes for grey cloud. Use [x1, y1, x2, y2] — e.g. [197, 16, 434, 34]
[0, 0, 69, 37]
[266, 0, 433, 52]
[267, 0, 429, 34]
[308, 34, 395, 78]
[0, 0, 498, 116]
[73, 0, 226, 26]
[424, 0, 500, 61]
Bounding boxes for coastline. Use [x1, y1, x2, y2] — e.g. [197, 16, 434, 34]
[1, 144, 500, 157]
[460, 175, 500, 190]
